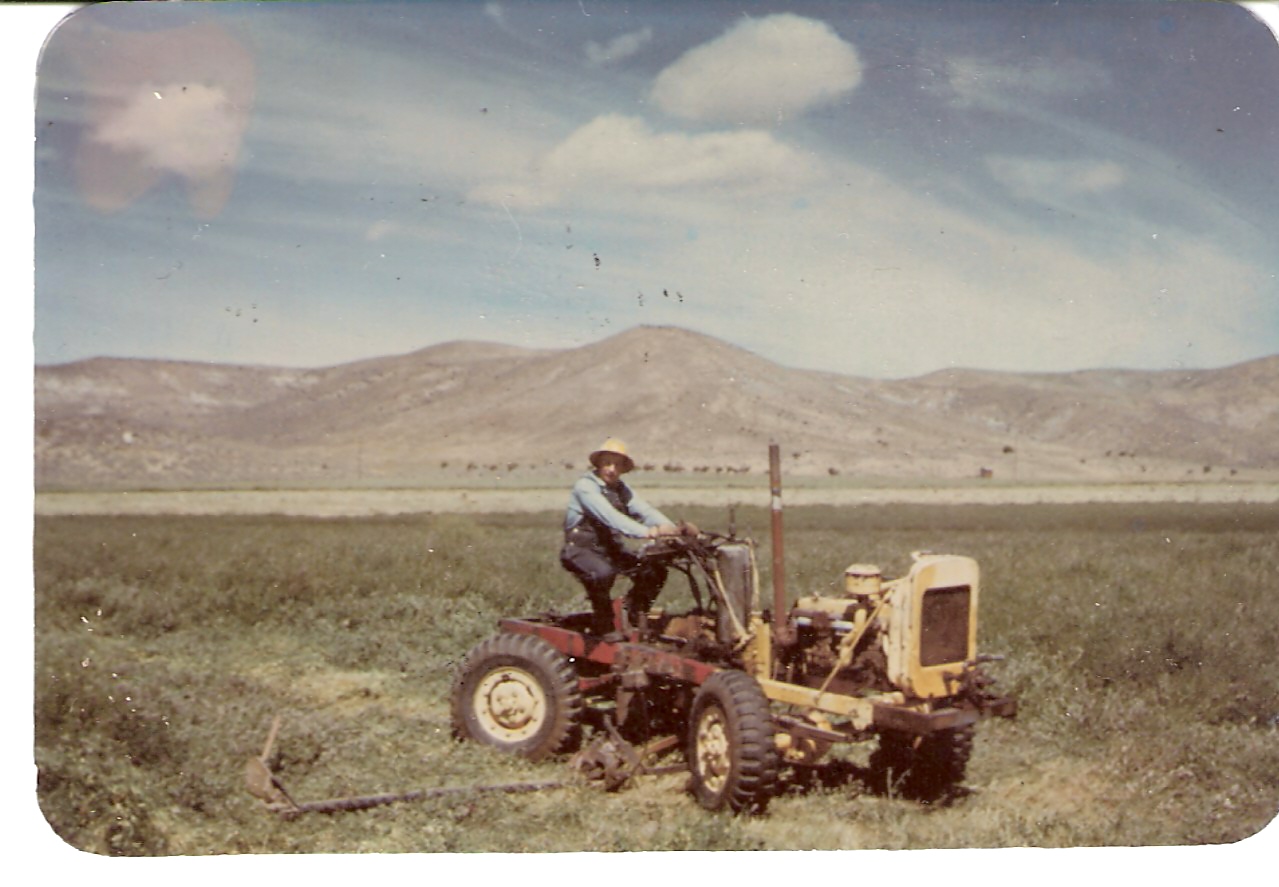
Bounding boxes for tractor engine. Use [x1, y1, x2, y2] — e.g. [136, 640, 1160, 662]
[784, 564, 894, 694]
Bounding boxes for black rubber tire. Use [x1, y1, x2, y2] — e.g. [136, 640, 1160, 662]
[686, 670, 779, 813]
[870, 725, 974, 802]
[450, 633, 583, 762]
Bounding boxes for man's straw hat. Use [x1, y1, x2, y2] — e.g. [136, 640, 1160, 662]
[589, 438, 634, 473]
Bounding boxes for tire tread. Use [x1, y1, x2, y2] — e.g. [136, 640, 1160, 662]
[688, 670, 779, 813]
[449, 632, 583, 761]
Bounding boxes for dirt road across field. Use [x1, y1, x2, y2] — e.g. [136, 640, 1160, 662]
[33, 481, 1279, 517]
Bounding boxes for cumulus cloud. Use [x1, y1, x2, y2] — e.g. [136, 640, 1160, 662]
[649, 14, 861, 125]
[471, 113, 819, 207]
[585, 27, 653, 65]
[545, 114, 816, 187]
[986, 156, 1126, 201]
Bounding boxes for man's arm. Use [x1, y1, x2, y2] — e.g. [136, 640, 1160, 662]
[625, 490, 675, 530]
[572, 476, 652, 538]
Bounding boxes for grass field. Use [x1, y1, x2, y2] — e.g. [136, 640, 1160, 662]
[31, 502, 1279, 855]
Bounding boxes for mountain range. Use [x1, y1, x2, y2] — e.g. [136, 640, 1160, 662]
[33, 325, 1279, 490]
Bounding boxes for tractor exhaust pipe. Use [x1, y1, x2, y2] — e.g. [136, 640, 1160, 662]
[768, 443, 787, 637]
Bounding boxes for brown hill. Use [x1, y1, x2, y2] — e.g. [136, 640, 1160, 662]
[33, 325, 1279, 489]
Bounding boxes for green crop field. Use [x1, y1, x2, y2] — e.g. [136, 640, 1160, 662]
[32, 502, 1279, 855]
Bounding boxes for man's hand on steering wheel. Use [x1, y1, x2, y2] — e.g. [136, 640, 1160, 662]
[647, 523, 680, 538]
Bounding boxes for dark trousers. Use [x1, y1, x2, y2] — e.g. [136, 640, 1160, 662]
[561, 543, 667, 634]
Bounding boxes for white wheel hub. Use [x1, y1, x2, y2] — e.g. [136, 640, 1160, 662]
[694, 706, 731, 793]
[473, 667, 546, 742]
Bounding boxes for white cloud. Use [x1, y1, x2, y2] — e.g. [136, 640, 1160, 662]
[649, 14, 861, 125]
[986, 156, 1126, 202]
[527, 149, 1274, 377]
[545, 114, 817, 188]
[943, 54, 1262, 249]
[944, 55, 1112, 110]
[585, 27, 653, 65]
[471, 113, 820, 208]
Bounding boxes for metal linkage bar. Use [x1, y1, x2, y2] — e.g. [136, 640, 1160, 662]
[245, 715, 681, 819]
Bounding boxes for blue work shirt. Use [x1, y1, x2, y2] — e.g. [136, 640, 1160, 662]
[563, 471, 673, 539]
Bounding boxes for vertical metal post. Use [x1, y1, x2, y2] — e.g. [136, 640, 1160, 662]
[768, 443, 786, 633]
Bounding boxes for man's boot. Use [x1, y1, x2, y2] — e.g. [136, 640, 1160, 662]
[624, 587, 652, 636]
[587, 584, 616, 636]
[591, 607, 615, 636]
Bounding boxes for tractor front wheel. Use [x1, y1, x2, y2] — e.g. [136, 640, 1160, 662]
[450, 633, 583, 761]
[871, 725, 974, 803]
[687, 670, 779, 813]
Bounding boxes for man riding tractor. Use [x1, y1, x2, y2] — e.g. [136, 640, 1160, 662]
[560, 438, 697, 639]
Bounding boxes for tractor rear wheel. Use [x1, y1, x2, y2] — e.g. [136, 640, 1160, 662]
[450, 633, 583, 761]
[871, 725, 974, 803]
[687, 670, 779, 813]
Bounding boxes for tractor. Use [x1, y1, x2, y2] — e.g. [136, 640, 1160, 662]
[450, 445, 1016, 812]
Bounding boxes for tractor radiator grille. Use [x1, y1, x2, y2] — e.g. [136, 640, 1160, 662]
[919, 584, 971, 666]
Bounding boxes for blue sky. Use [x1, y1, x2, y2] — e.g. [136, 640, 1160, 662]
[27, 0, 1279, 378]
